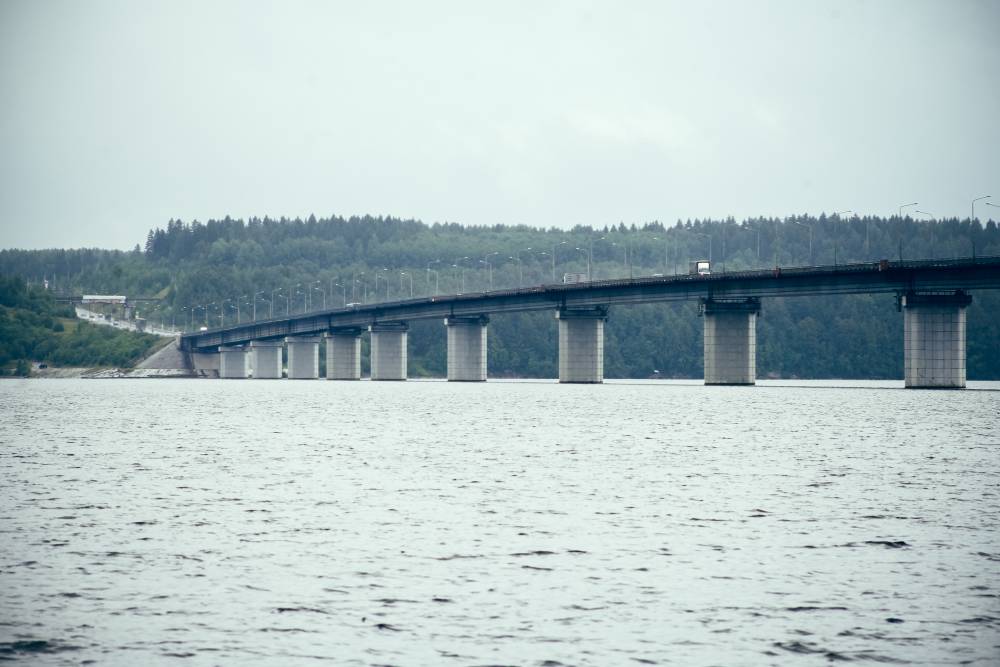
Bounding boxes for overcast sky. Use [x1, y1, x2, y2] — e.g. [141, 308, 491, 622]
[1, 0, 997, 250]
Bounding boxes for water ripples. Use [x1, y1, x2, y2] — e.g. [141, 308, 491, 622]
[1, 379, 998, 664]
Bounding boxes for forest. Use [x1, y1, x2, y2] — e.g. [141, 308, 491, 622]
[2, 213, 999, 379]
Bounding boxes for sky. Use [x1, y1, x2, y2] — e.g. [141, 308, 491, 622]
[1, 0, 998, 250]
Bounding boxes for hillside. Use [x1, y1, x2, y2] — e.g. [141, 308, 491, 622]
[2, 214, 999, 379]
[0, 277, 164, 375]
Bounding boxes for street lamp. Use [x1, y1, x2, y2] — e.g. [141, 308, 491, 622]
[972, 195, 991, 224]
[897, 202, 918, 260]
[552, 241, 568, 282]
[456, 257, 472, 292]
[651, 236, 669, 276]
[426, 260, 441, 295]
[573, 247, 590, 278]
[270, 288, 282, 318]
[400, 271, 413, 297]
[482, 252, 500, 290]
[252, 291, 265, 321]
[313, 281, 326, 309]
[792, 220, 814, 264]
[834, 210, 852, 265]
[512, 248, 531, 286]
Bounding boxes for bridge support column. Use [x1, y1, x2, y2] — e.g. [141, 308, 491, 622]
[325, 328, 363, 380]
[702, 298, 760, 385]
[285, 336, 320, 379]
[250, 340, 283, 379]
[219, 345, 249, 379]
[556, 307, 607, 384]
[445, 316, 488, 382]
[191, 351, 220, 377]
[369, 323, 408, 381]
[903, 291, 971, 389]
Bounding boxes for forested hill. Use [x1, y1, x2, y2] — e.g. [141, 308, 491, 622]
[2, 213, 999, 379]
[0, 277, 162, 374]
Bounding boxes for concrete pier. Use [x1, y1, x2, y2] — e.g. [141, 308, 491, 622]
[250, 340, 283, 379]
[285, 336, 320, 379]
[702, 298, 760, 385]
[445, 316, 489, 382]
[903, 291, 972, 389]
[556, 307, 607, 384]
[218, 345, 248, 379]
[191, 351, 220, 376]
[369, 322, 408, 381]
[325, 328, 363, 380]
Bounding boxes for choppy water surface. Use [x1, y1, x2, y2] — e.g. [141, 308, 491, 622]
[1, 379, 998, 665]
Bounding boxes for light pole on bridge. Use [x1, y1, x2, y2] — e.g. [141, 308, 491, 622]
[426, 260, 441, 295]
[972, 195, 991, 225]
[792, 220, 814, 265]
[897, 202, 918, 260]
[834, 210, 852, 265]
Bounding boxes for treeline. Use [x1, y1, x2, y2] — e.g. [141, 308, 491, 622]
[2, 213, 999, 378]
[0, 276, 163, 373]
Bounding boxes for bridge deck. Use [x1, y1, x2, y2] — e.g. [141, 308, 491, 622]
[180, 256, 1000, 351]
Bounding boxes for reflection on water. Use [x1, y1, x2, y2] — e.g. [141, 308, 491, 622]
[1, 379, 998, 665]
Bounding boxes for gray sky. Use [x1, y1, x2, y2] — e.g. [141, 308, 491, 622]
[1, 0, 998, 250]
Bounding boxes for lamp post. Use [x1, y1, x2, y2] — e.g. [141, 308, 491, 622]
[314, 281, 326, 309]
[834, 210, 852, 265]
[400, 271, 413, 297]
[792, 220, 814, 264]
[482, 252, 499, 290]
[552, 241, 568, 282]
[651, 236, 669, 275]
[897, 202, 918, 260]
[513, 248, 530, 286]
[972, 195, 991, 224]
[253, 291, 265, 321]
[270, 288, 281, 318]
[574, 247, 590, 278]
[426, 260, 441, 295]
[456, 257, 471, 292]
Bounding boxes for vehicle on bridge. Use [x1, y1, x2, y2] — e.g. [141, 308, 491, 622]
[563, 272, 588, 284]
[689, 260, 711, 276]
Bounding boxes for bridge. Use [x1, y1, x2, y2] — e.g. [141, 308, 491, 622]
[179, 257, 1000, 388]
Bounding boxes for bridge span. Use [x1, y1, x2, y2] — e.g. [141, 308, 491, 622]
[179, 257, 1000, 388]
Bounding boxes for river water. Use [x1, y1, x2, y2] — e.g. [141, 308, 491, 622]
[1, 379, 998, 665]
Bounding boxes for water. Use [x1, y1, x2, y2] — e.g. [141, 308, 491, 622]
[1, 379, 998, 665]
